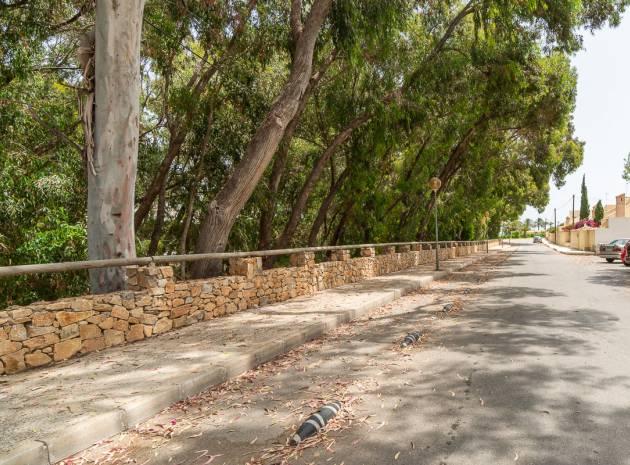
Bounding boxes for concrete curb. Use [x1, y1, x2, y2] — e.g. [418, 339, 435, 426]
[2, 251, 501, 465]
[541, 239, 594, 255]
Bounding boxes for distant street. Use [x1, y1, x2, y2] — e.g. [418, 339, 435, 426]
[70, 242, 630, 465]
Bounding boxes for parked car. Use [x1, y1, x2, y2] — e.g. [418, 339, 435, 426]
[598, 239, 630, 262]
[533, 236, 543, 243]
[623, 242, 630, 267]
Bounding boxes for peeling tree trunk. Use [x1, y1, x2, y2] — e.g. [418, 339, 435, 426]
[191, 0, 332, 277]
[258, 49, 337, 250]
[87, 0, 145, 293]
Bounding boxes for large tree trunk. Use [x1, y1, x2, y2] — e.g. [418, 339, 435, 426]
[258, 49, 337, 250]
[191, 0, 332, 277]
[87, 0, 145, 293]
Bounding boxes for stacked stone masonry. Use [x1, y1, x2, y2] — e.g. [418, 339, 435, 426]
[0, 241, 495, 375]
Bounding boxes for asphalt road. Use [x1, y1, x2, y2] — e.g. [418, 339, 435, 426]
[69, 242, 630, 465]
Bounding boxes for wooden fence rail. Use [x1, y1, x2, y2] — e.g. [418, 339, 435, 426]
[0, 240, 492, 278]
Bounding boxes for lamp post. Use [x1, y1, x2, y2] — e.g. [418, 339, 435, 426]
[483, 211, 490, 253]
[429, 177, 442, 271]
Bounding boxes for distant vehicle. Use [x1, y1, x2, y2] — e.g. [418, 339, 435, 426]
[598, 239, 630, 263]
[623, 242, 630, 267]
[533, 236, 543, 243]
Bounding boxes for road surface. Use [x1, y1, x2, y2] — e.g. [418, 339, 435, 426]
[68, 241, 630, 465]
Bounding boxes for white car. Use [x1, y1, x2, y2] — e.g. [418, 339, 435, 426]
[598, 239, 630, 263]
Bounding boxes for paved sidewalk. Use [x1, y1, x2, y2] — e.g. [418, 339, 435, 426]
[1, 249, 502, 465]
[542, 238, 594, 255]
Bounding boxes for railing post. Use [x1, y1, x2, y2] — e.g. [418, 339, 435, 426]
[360, 247, 375, 257]
[290, 252, 315, 267]
[228, 257, 262, 279]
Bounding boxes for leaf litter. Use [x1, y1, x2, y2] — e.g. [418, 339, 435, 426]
[58, 253, 508, 465]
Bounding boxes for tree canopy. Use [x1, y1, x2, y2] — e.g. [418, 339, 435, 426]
[1, 0, 627, 305]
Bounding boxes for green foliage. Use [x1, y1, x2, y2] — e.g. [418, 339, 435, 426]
[580, 174, 590, 219]
[594, 200, 605, 223]
[623, 152, 630, 183]
[1, 0, 627, 306]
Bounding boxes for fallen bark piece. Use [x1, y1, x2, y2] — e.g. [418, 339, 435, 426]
[400, 331, 422, 348]
[289, 401, 342, 446]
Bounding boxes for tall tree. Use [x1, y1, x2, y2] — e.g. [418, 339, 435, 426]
[190, 0, 333, 277]
[594, 200, 605, 223]
[623, 152, 630, 183]
[87, 0, 146, 292]
[580, 174, 590, 220]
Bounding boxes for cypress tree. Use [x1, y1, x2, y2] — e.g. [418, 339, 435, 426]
[580, 174, 590, 220]
[594, 200, 604, 223]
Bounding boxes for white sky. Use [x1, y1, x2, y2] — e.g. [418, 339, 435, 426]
[522, 12, 630, 224]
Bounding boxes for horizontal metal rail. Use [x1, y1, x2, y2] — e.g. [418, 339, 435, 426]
[0, 240, 492, 278]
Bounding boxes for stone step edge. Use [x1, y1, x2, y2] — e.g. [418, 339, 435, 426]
[0, 252, 496, 465]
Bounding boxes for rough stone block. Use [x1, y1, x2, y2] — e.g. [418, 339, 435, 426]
[112, 319, 129, 332]
[31, 311, 56, 327]
[98, 317, 114, 330]
[361, 247, 375, 257]
[136, 295, 153, 307]
[104, 329, 125, 347]
[153, 318, 173, 334]
[56, 311, 92, 327]
[126, 324, 145, 342]
[79, 324, 102, 340]
[329, 250, 351, 261]
[9, 324, 27, 342]
[81, 337, 107, 354]
[2, 349, 26, 373]
[160, 266, 174, 278]
[8, 308, 32, 322]
[171, 304, 193, 319]
[25, 351, 52, 367]
[60, 323, 79, 340]
[23, 333, 59, 350]
[111, 305, 130, 320]
[229, 257, 262, 279]
[172, 316, 187, 328]
[71, 298, 93, 312]
[140, 314, 158, 325]
[54, 339, 81, 361]
[290, 252, 315, 267]
[0, 339, 22, 356]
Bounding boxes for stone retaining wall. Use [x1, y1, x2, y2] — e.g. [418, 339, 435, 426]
[0, 241, 493, 375]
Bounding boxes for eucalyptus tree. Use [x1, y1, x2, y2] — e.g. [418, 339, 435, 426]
[82, 0, 146, 293]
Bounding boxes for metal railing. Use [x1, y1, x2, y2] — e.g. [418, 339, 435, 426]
[0, 240, 493, 278]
